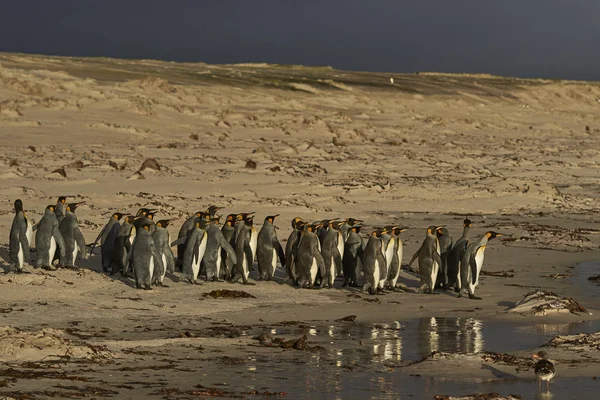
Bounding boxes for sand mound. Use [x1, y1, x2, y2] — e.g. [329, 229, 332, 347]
[0, 326, 114, 362]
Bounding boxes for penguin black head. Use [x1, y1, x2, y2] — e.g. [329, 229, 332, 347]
[205, 205, 222, 216]
[136, 208, 153, 217]
[265, 214, 280, 224]
[112, 212, 127, 220]
[436, 227, 448, 237]
[382, 225, 397, 235]
[14, 199, 24, 213]
[236, 212, 255, 222]
[331, 220, 346, 230]
[464, 216, 472, 228]
[58, 196, 67, 204]
[211, 215, 222, 225]
[141, 222, 152, 231]
[351, 225, 363, 234]
[426, 225, 443, 235]
[225, 214, 236, 222]
[392, 227, 407, 236]
[46, 204, 56, 212]
[291, 217, 304, 229]
[371, 229, 382, 237]
[125, 215, 136, 224]
[146, 210, 158, 220]
[347, 218, 363, 226]
[244, 215, 255, 226]
[156, 219, 172, 228]
[485, 231, 503, 240]
[296, 220, 306, 231]
[66, 202, 85, 213]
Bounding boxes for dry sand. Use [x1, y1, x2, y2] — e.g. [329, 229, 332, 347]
[0, 52, 599, 399]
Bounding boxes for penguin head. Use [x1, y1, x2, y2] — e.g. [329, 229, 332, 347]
[58, 196, 67, 204]
[370, 229, 382, 237]
[347, 218, 363, 226]
[225, 214, 236, 222]
[125, 215, 136, 224]
[211, 215, 222, 225]
[485, 231, 503, 241]
[112, 212, 127, 220]
[291, 217, 304, 229]
[46, 204, 56, 212]
[382, 225, 397, 235]
[295, 220, 306, 231]
[244, 215, 255, 227]
[205, 205, 222, 216]
[265, 214, 280, 224]
[392, 227, 407, 236]
[351, 225, 363, 234]
[156, 219, 172, 228]
[13, 199, 24, 213]
[66, 202, 85, 213]
[427, 225, 444, 236]
[464, 217, 472, 228]
[146, 210, 158, 220]
[136, 208, 152, 217]
[141, 222, 152, 231]
[436, 227, 449, 237]
[331, 220, 346, 230]
[236, 212, 255, 222]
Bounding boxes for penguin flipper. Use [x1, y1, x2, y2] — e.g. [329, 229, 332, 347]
[152, 246, 165, 284]
[20, 227, 31, 263]
[54, 229, 67, 259]
[433, 250, 443, 269]
[274, 240, 285, 267]
[407, 248, 420, 269]
[32, 222, 40, 232]
[75, 229, 87, 261]
[220, 238, 237, 266]
[170, 237, 187, 247]
[243, 243, 254, 270]
[165, 246, 176, 273]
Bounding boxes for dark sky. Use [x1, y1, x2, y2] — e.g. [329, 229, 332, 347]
[1, 1, 599, 81]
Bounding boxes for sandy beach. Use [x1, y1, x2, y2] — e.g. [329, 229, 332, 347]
[1, 52, 600, 399]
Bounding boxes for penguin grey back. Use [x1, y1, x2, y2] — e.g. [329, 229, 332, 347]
[294, 226, 325, 288]
[35, 205, 66, 269]
[256, 215, 285, 281]
[128, 225, 164, 289]
[8, 199, 30, 272]
[342, 225, 364, 287]
[59, 204, 87, 267]
[361, 230, 386, 295]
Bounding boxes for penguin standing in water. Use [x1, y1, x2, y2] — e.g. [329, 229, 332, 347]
[111, 215, 136, 275]
[34, 204, 66, 270]
[447, 217, 472, 292]
[220, 214, 237, 279]
[204, 217, 236, 281]
[435, 227, 453, 289]
[256, 215, 285, 281]
[126, 222, 164, 290]
[58, 202, 87, 267]
[386, 227, 407, 291]
[361, 229, 387, 295]
[342, 225, 364, 287]
[90, 212, 127, 272]
[407, 226, 444, 294]
[284, 217, 304, 285]
[295, 223, 326, 288]
[321, 220, 346, 288]
[8, 199, 32, 272]
[152, 219, 176, 285]
[171, 220, 208, 284]
[54, 196, 67, 224]
[231, 215, 257, 284]
[458, 231, 503, 299]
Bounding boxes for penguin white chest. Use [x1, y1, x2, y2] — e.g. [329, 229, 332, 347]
[17, 243, 24, 268]
[149, 255, 155, 281]
[310, 257, 318, 284]
[473, 248, 486, 287]
[72, 241, 79, 264]
[374, 259, 381, 287]
[49, 236, 57, 265]
[271, 249, 277, 272]
[26, 220, 33, 246]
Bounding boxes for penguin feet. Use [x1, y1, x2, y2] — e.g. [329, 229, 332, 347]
[242, 281, 256, 286]
[143, 285, 152, 291]
[468, 294, 482, 300]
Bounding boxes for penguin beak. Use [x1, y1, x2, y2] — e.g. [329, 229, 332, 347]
[496, 234, 504, 237]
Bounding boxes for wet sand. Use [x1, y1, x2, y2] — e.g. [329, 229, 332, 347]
[1, 53, 600, 399]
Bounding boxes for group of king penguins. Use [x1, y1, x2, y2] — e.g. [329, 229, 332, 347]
[6, 197, 503, 299]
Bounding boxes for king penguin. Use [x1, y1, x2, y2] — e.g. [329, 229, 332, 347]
[379, 226, 397, 291]
[340, 217, 363, 241]
[458, 231, 503, 299]
[204, 216, 236, 281]
[91, 212, 127, 272]
[386, 227, 407, 291]
[54, 196, 67, 224]
[257, 215, 285, 281]
[295, 223, 326, 288]
[342, 224, 364, 287]
[284, 217, 304, 285]
[111, 215, 136, 275]
[34, 204, 66, 270]
[447, 217, 472, 292]
[361, 229, 387, 295]
[126, 222, 164, 290]
[176, 211, 208, 271]
[152, 219, 176, 285]
[231, 215, 257, 284]
[171, 220, 208, 284]
[435, 227, 453, 289]
[220, 214, 237, 279]
[8, 199, 32, 272]
[321, 220, 346, 288]
[407, 225, 444, 294]
[59, 202, 87, 267]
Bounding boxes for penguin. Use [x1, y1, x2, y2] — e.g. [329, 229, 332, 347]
[54, 196, 67, 224]
[132, 208, 157, 232]
[90, 212, 127, 272]
[34, 204, 66, 270]
[8, 199, 32, 272]
[220, 214, 237, 279]
[320, 220, 346, 288]
[204, 217, 236, 281]
[435, 227, 453, 289]
[284, 217, 305, 285]
[256, 215, 285, 281]
[294, 223, 326, 288]
[386, 227, 407, 291]
[532, 351, 555, 392]
[340, 217, 363, 241]
[126, 222, 164, 290]
[447, 217, 472, 292]
[232, 212, 255, 245]
[231, 215, 257, 284]
[342, 224, 364, 287]
[361, 229, 387, 295]
[58, 202, 88, 267]
[176, 211, 207, 270]
[111, 215, 136, 275]
[152, 219, 176, 285]
[407, 226, 444, 294]
[317, 219, 333, 245]
[205, 205, 222, 218]
[378, 226, 396, 291]
[458, 231, 503, 300]
[171, 220, 208, 284]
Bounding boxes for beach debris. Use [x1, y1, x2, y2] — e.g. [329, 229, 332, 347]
[28, 145, 37, 152]
[51, 167, 67, 178]
[253, 333, 325, 352]
[335, 315, 357, 322]
[543, 332, 600, 351]
[189, 133, 199, 141]
[542, 273, 570, 279]
[508, 290, 590, 316]
[480, 352, 534, 368]
[66, 160, 85, 169]
[588, 275, 600, 284]
[127, 171, 145, 180]
[480, 270, 515, 278]
[108, 160, 127, 170]
[245, 159, 257, 169]
[9, 159, 19, 167]
[139, 157, 160, 172]
[434, 394, 523, 400]
[202, 289, 256, 299]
